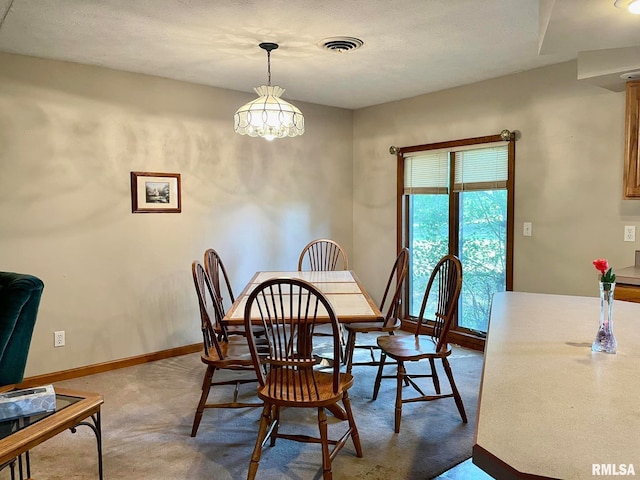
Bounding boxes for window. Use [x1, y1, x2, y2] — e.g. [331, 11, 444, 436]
[396, 134, 515, 350]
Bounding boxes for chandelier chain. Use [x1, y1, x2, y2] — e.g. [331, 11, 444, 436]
[266, 50, 271, 86]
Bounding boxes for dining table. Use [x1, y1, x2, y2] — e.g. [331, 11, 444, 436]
[223, 270, 383, 326]
[473, 291, 640, 479]
[223, 270, 383, 420]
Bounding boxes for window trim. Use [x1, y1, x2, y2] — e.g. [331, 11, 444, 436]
[395, 133, 516, 351]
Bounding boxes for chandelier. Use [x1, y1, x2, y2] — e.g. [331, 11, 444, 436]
[233, 42, 305, 141]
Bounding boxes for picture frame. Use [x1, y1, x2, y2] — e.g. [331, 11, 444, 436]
[130, 171, 181, 213]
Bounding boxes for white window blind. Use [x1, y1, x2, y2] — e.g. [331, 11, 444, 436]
[403, 151, 449, 194]
[403, 143, 508, 194]
[453, 145, 508, 192]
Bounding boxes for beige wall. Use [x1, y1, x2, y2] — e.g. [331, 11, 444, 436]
[0, 52, 354, 377]
[353, 60, 640, 303]
[4, 52, 640, 378]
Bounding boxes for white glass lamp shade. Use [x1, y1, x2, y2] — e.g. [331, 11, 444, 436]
[234, 85, 305, 140]
[615, 0, 640, 13]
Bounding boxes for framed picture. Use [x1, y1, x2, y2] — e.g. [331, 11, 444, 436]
[130, 171, 181, 213]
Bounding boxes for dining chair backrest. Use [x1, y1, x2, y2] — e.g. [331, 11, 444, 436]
[414, 254, 463, 352]
[204, 248, 236, 314]
[379, 247, 410, 328]
[192, 260, 227, 358]
[297, 239, 348, 271]
[243, 278, 342, 398]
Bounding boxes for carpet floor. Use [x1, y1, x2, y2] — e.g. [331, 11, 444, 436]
[2, 343, 484, 480]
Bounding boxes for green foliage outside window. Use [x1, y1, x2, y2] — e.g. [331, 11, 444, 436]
[409, 190, 506, 332]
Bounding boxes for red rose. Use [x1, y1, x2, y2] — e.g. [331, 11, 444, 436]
[593, 258, 609, 275]
[593, 258, 616, 284]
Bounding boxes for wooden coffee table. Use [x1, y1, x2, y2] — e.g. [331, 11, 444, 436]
[0, 387, 103, 479]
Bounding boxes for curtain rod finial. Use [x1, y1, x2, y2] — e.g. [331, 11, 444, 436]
[389, 146, 400, 155]
[500, 129, 515, 141]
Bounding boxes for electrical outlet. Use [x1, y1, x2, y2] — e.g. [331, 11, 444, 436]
[523, 222, 532, 237]
[624, 225, 636, 242]
[54, 331, 65, 347]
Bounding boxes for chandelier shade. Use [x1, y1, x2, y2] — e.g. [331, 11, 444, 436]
[615, 0, 640, 13]
[233, 42, 305, 140]
[234, 85, 304, 140]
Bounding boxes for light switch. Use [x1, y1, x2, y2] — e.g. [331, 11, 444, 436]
[523, 222, 532, 237]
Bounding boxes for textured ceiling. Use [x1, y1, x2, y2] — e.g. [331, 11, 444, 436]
[0, 0, 639, 109]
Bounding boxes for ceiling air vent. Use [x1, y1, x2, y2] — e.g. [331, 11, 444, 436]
[318, 37, 364, 53]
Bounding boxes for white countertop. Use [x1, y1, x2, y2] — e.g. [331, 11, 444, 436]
[474, 291, 640, 479]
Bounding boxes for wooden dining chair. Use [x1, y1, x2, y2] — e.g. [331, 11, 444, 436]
[204, 247, 265, 340]
[297, 239, 348, 271]
[374, 254, 466, 433]
[297, 239, 349, 357]
[190, 261, 262, 437]
[203, 248, 242, 339]
[343, 248, 409, 385]
[243, 278, 363, 480]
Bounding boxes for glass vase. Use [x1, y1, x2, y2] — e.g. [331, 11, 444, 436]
[592, 281, 617, 354]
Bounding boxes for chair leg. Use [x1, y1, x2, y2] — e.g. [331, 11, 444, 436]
[345, 330, 357, 374]
[338, 324, 347, 363]
[442, 358, 468, 423]
[318, 407, 332, 480]
[270, 406, 280, 447]
[429, 357, 441, 394]
[342, 391, 363, 457]
[247, 403, 272, 480]
[191, 365, 215, 437]
[394, 361, 406, 433]
[372, 351, 387, 401]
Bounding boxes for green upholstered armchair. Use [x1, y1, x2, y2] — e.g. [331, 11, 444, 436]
[0, 272, 44, 386]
